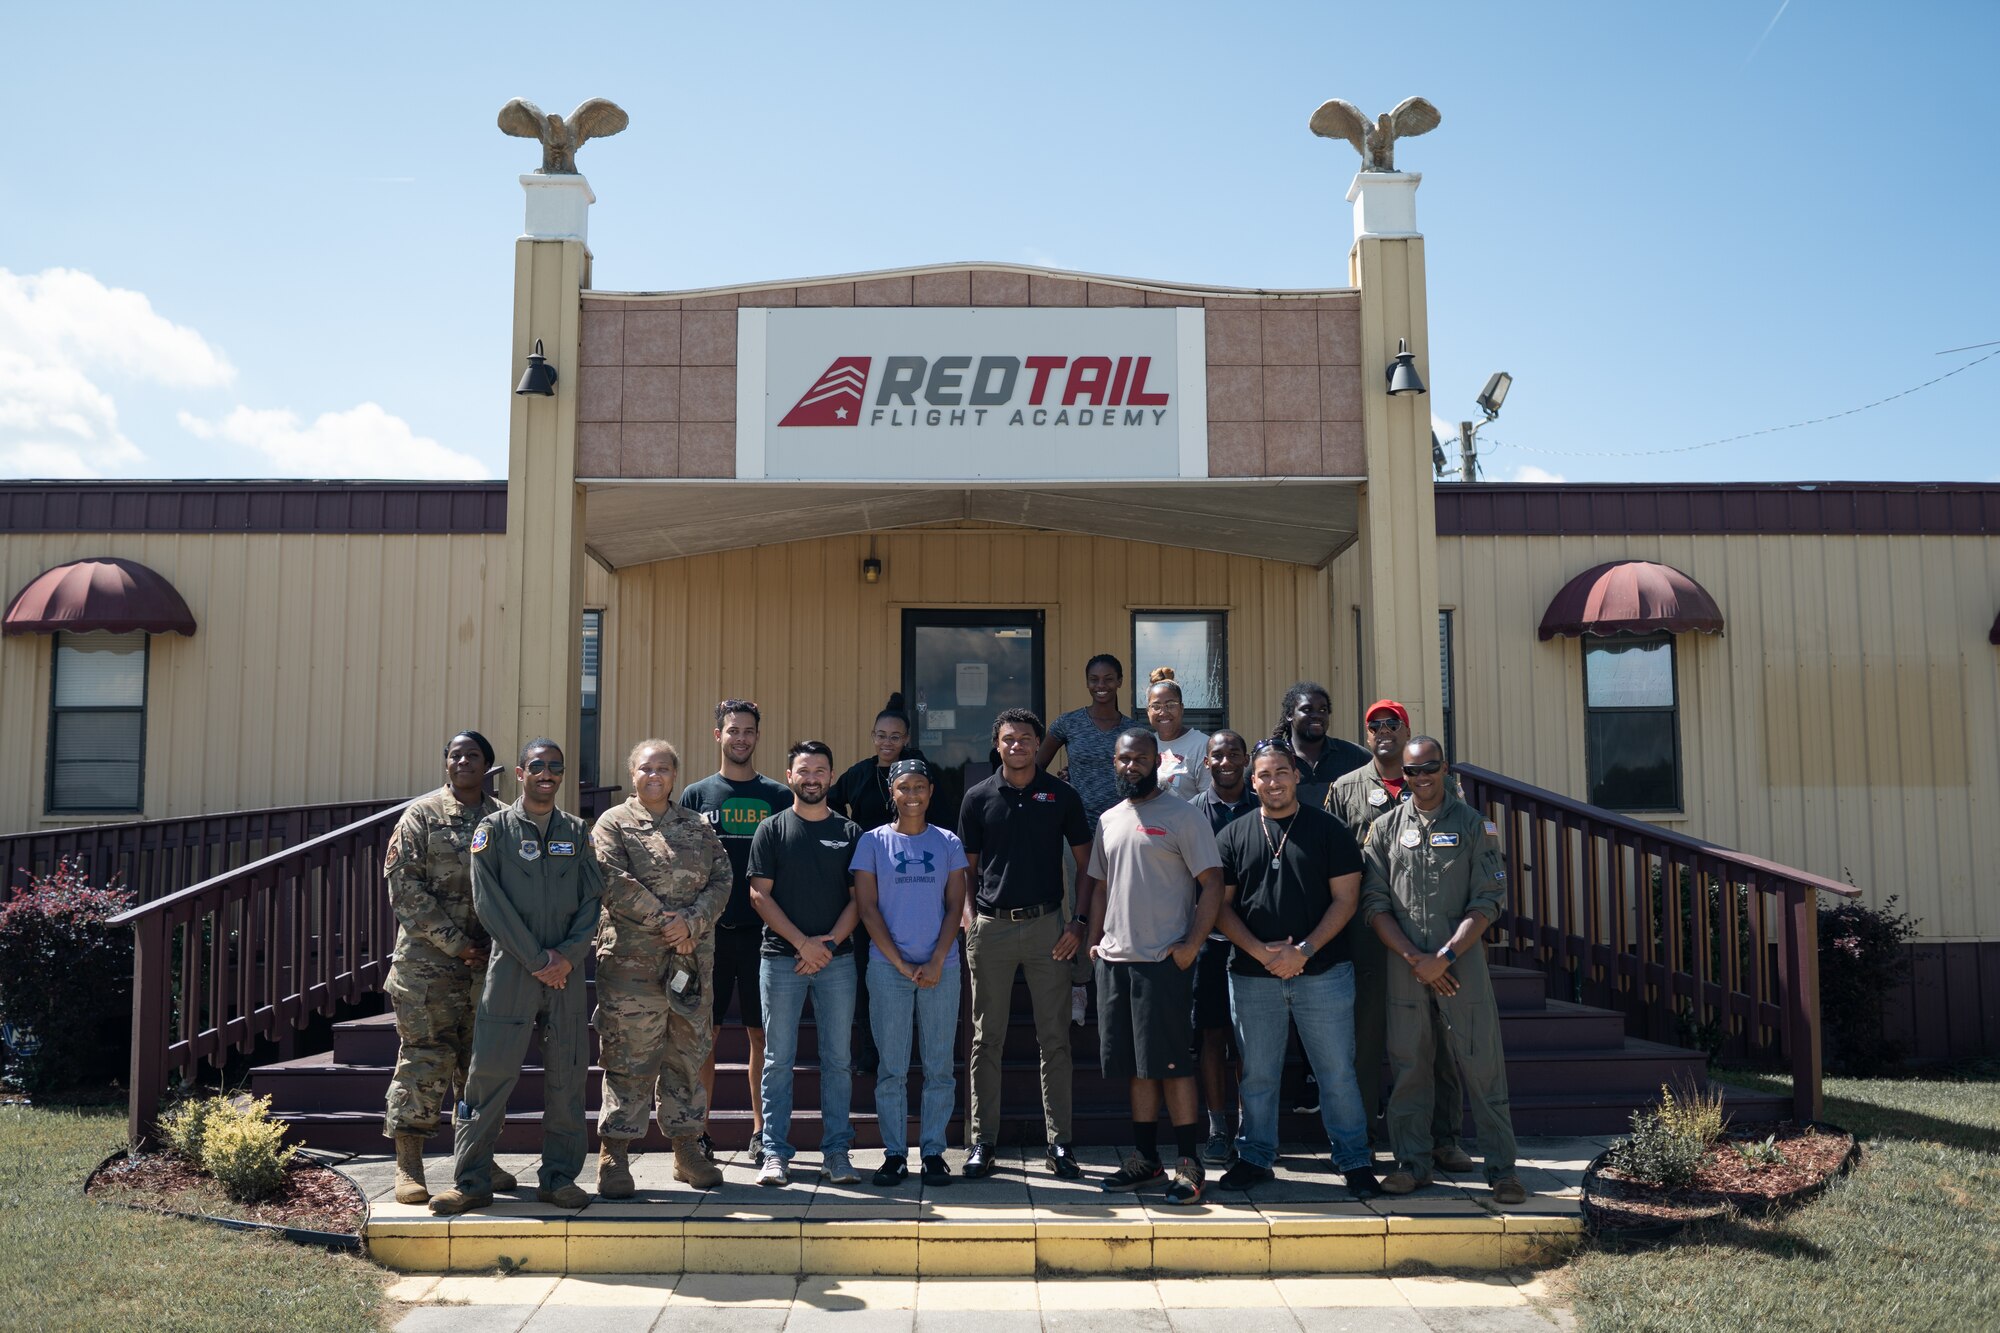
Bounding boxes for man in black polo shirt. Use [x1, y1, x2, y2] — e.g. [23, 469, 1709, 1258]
[1214, 739, 1380, 1198]
[957, 708, 1092, 1180]
[1275, 680, 1372, 814]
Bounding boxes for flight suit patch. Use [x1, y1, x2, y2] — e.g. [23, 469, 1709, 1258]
[549, 840, 577, 856]
[471, 828, 489, 853]
[1431, 833, 1460, 847]
[520, 838, 542, 861]
[1483, 821, 1499, 836]
[1399, 827, 1422, 849]
[1368, 789, 1388, 807]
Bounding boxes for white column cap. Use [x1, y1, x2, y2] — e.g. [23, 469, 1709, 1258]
[1346, 171, 1421, 242]
[521, 173, 595, 244]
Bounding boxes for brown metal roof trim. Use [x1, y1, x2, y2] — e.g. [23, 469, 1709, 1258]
[0, 482, 507, 535]
[1437, 482, 2000, 537]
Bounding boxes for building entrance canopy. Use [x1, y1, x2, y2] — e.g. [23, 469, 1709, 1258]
[581, 478, 1360, 570]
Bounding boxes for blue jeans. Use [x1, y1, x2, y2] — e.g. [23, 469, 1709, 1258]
[867, 956, 960, 1160]
[759, 955, 856, 1162]
[1229, 961, 1370, 1171]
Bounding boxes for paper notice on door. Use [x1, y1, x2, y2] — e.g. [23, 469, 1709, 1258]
[956, 662, 989, 706]
[928, 709, 956, 731]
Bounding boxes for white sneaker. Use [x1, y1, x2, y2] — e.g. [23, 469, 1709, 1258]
[823, 1151, 859, 1184]
[757, 1156, 790, 1187]
[1071, 984, 1088, 1025]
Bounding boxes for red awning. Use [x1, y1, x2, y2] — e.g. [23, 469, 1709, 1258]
[2, 558, 196, 636]
[1537, 560, 1723, 641]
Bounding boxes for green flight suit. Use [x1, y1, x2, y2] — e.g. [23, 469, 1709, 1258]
[1360, 792, 1517, 1181]
[1327, 763, 1464, 1151]
[452, 799, 603, 1194]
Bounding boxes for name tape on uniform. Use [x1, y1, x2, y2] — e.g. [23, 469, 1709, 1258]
[1431, 832, 1460, 847]
[549, 840, 576, 856]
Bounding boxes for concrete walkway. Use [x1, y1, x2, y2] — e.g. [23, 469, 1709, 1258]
[387, 1271, 1572, 1331]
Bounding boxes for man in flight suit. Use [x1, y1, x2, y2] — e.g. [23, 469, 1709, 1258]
[1360, 736, 1529, 1206]
[1327, 700, 1470, 1171]
[430, 739, 603, 1215]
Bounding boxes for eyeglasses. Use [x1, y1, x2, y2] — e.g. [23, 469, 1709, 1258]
[525, 759, 566, 776]
[1402, 760, 1444, 776]
[1367, 718, 1404, 732]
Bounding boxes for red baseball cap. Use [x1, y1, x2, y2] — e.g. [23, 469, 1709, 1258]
[1364, 699, 1409, 728]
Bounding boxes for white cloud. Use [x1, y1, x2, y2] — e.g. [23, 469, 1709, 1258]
[0, 267, 234, 477]
[1509, 463, 1568, 483]
[178, 403, 489, 480]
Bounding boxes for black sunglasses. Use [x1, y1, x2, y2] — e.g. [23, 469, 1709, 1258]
[1367, 718, 1404, 732]
[525, 759, 566, 776]
[1402, 760, 1444, 776]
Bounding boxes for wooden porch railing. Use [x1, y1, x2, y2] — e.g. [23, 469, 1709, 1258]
[3, 799, 401, 907]
[1455, 763, 1861, 1122]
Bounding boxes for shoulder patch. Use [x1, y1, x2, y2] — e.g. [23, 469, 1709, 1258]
[470, 827, 490, 853]
[1483, 820, 1499, 836]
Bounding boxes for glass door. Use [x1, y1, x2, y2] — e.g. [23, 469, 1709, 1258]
[900, 610, 1045, 831]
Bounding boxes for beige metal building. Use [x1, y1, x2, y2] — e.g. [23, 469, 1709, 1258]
[3, 144, 1995, 1058]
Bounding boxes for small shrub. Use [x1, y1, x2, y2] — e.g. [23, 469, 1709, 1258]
[198, 1096, 296, 1202]
[1734, 1134, 1788, 1167]
[1610, 1083, 1727, 1187]
[158, 1095, 220, 1164]
[1819, 893, 1920, 1074]
[0, 858, 133, 1094]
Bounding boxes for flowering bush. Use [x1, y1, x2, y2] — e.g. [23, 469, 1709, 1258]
[1819, 893, 1919, 1074]
[0, 858, 134, 1093]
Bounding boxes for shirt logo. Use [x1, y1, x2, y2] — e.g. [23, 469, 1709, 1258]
[1431, 832, 1460, 847]
[1138, 825, 1169, 837]
[519, 838, 542, 861]
[819, 838, 851, 851]
[1032, 792, 1055, 803]
[549, 840, 577, 856]
[470, 828, 489, 853]
[892, 848, 936, 874]
[1398, 827, 1422, 849]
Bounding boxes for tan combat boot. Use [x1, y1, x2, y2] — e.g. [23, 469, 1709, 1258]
[598, 1138, 635, 1199]
[427, 1186, 493, 1215]
[673, 1135, 723, 1189]
[393, 1132, 430, 1205]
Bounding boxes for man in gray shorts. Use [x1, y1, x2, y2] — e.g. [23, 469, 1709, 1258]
[1085, 728, 1224, 1205]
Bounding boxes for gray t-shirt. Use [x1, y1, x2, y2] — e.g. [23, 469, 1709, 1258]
[1087, 792, 1223, 963]
[1049, 707, 1127, 827]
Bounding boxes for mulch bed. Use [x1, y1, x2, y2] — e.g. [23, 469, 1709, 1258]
[1584, 1123, 1858, 1231]
[85, 1152, 366, 1237]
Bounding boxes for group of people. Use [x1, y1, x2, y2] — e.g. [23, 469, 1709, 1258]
[378, 658, 1529, 1215]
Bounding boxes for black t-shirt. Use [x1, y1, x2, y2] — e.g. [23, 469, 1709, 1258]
[957, 769, 1091, 913]
[1216, 804, 1363, 975]
[1295, 738, 1373, 813]
[680, 772, 793, 928]
[746, 808, 862, 957]
[827, 748, 927, 832]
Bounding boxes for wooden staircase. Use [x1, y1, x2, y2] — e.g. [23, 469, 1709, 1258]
[249, 961, 1786, 1152]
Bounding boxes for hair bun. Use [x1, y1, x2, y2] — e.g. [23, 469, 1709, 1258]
[885, 692, 905, 712]
[1149, 666, 1177, 684]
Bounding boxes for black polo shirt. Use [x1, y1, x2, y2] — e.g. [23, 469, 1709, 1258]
[1216, 804, 1362, 975]
[1197, 786, 1258, 836]
[958, 769, 1091, 913]
[1295, 737, 1372, 813]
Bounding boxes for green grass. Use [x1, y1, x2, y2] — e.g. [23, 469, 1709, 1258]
[0, 1103, 390, 1333]
[1556, 1061, 2000, 1332]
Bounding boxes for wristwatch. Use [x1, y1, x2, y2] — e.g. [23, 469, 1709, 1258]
[1070, 913, 1088, 927]
[1296, 941, 1317, 961]
[1439, 944, 1458, 964]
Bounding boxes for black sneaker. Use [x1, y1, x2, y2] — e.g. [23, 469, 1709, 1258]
[697, 1132, 717, 1162]
[873, 1155, 908, 1186]
[1162, 1156, 1206, 1205]
[1101, 1151, 1166, 1192]
[963, 1143, 996, 1178]
[921, 1154, 952, 1186]
[746, 1138, 766, 1168]
[1344, 1167, 1385, 1199]
[1218, 1160, 1274, 1190]
[1044, 1143, 1083, 1180]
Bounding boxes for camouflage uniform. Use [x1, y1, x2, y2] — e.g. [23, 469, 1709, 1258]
[382, 785, 501, 1137]
[591, 796, 734, 1140]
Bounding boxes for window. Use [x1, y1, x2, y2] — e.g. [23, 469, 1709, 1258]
[1583, 633, 1680, 811]
[1132, 611, 1227, 734]
[1438, 609, 1456, 763]
[580, 609, 603, 787]
[47, 631, 148, 813]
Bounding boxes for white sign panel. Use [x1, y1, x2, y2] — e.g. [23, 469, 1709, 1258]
[737, 306, 1207, 481]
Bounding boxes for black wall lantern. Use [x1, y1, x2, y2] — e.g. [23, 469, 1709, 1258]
[515, 339, 559, 396]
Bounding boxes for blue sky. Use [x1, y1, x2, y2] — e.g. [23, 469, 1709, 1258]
[6, 1, 1996, 484]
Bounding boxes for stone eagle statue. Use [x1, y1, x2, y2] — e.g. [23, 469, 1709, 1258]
[497, 97, 630, 174]
[1308, 96, 1441, 172]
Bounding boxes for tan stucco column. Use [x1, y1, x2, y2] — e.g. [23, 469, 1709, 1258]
[499, 175, 589, 809]
[1348, 172, 1442, 733]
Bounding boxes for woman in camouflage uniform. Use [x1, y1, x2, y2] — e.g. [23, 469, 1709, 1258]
[590, 739, 735, 1195]
[382, 730, 515, 1204]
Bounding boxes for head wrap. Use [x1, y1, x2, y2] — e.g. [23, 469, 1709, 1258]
[888, 758, 932, 785]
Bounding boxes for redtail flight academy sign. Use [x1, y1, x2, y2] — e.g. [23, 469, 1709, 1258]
[737, 306, 1208, 480]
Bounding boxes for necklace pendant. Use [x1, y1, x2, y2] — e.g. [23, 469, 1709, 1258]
[1270, 853, 1282, 871]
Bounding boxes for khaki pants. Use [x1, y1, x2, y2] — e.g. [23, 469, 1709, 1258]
[1383, 948, 1517, 1182]
[1351, 927, 1463, 1148]
[966, 910, 1074, 1146]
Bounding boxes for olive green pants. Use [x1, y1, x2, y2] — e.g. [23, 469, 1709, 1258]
[451, 964, 589, 1194]
[966, 910, 1074, 1146]
[1383, 958, 1517, 1181]
[1351, 927, 1463, 1149]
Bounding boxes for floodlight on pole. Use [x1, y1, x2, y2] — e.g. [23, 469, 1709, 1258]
[1476, 371, 1512, 420]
